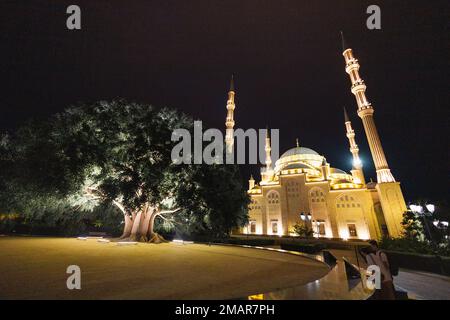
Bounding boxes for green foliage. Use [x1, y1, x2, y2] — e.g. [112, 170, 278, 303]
[0, 203, 123, 236]
[292, 222, 314, 238]
[401, 210, 425, 241]
[378, 210, 450, 257]
[174, 163, 250, 238]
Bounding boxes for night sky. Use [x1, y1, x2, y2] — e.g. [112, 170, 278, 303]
[1, 0, 448, 201]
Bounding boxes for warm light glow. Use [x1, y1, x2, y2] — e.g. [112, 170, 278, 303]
[172, 239, 194, 244]
[353, 158, 362, 167]
[248, 294, 264, 300]
[359, 231, 370, 240]
[117, 241, 138, 246]
[339, 228, 349, 240]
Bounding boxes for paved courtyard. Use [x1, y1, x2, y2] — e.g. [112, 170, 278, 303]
[0, 237, 328, 299]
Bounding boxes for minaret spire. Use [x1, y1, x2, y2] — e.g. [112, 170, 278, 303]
[225, 75, 236, 154]
[260, 127, 274, 183]
[340, 31, 348, 53]
[265, 127, 272, 170]
[344, 107, 365, 185]
[343, 106, 350, 122]
[341, 37, 396, 183]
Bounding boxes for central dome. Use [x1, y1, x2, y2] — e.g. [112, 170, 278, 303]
[280, 147, 319, 159]
[274, 145, 324, 174]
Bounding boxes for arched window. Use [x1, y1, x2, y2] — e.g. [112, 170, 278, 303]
[267, 190, 280, 204]
[335, 194, 361, 209]
[309, 187, 325, 204]
[266, 190, 281, 208]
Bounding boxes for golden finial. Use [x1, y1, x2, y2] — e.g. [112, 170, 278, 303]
[296, 138, 299, 148]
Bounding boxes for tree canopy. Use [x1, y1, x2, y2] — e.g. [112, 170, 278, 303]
[0, 100, 249, 240]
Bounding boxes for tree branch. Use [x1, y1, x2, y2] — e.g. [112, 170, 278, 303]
[112, 200, 126, 214]
[156, 208, 181, 222]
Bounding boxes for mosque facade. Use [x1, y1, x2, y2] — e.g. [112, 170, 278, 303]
[225, 36, 407, 240]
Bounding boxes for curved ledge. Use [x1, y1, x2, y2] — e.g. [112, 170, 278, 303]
[213, 243, 374, 300]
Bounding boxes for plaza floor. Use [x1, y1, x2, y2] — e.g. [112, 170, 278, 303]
[0, 237, 328, 300]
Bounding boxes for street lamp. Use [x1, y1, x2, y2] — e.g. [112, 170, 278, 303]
[426, 204, 436, 214]
[409, 204, 424, 214]
[300, 212, 312, 221]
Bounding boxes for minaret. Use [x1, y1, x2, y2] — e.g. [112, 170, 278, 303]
[265, 128, 272, 170]
[341, 32, 407, 238]
[248, 175, 255, 190]
[344, 107, 365, 184]
[261, 128, 273, 182]
[321, 157, 330, 181]
[225, 75, 236, 154]
[341, 32, 395, 183]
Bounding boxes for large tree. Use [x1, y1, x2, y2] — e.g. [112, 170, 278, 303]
[0, 100, 249, 241]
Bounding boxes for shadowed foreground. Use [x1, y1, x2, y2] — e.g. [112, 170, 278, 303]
[0, 237, 328, 299]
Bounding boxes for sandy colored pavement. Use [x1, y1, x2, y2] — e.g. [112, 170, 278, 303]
[0, 237, 328, 300]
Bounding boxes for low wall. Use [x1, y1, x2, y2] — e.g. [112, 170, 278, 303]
[231, 234, 368, 250]
[385, 250, 450, 276]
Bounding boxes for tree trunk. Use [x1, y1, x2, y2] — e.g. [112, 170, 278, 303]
[147, 211, 167, 243]
[147, 212, 157, 239]
[129, 211, 142, 241]
[120, 213, 133, 239]
[138, 205, 153, 242]
[117, 204, 176, 243]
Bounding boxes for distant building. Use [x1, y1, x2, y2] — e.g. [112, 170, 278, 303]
[225, 35, 407, 240]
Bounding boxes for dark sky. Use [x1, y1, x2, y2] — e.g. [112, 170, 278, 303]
[1, 0, 448, 202]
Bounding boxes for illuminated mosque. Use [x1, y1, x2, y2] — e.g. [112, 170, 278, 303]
[225, 35, 407, 240]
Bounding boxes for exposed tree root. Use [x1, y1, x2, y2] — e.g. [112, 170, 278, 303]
[148, 233, 168, 243]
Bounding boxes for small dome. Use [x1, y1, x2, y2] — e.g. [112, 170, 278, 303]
[366, 181, 377, 189]
[330, 168, 347, 174]
[333, 179, 353, 184]
[282, 163, 311, 170]
[280, 147, 319, 159]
